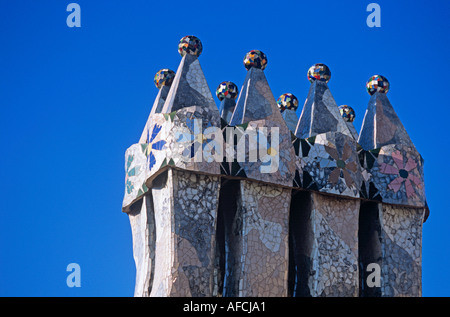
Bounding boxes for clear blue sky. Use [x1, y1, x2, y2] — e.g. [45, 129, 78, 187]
[0, 0, 448, 297]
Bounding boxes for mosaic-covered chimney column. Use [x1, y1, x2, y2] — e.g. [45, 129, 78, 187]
[150, 169, 220, 296]
[128, 68, 176, 296]
[130, 36, 223, 296]
[222, 50, 296, 296]
[358, 75, 427, 296]
[128, 194, 155, 296]
[290, 64, 361, 297]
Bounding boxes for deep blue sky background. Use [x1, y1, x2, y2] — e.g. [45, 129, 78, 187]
[0, 0, 449, 297]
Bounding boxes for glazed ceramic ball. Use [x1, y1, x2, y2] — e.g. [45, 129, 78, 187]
[243, 50, 268, 71]
[178, 35, 203, 57]
[307, 63, 331, 83]
[277, 93, 299, 112]
[216, 81, 239, 101]
[339, 105, 356, 123]
[154, 69, 176, 89]
[366, 75, 390, 95]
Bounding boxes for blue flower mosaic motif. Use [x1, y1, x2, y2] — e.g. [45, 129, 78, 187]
[145, 124, 167, 170]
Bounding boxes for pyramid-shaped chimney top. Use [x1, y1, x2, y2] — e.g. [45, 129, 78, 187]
[295, 64, 355, 140]
[138, 68, 175, 143]
[160, 36, 219, 115]
[216, 81, 239, 123]
[358, 75, 417, 151]
[277, 93, 299, 133]
[229, 50, 285, 125]
[150, 69, 175, 115]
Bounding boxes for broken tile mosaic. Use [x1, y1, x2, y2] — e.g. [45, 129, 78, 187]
[123, 36, 429, 298]
[178, 35, 203, 57]
[243, 50, 268, 71]
[154, 69, 175, 89]
[307, 63, 331, 83]
[366, 74, 390, 95]
[216, 81, 239, 101]
[339, 105, 356, 123]
[277, 93, 299, 112]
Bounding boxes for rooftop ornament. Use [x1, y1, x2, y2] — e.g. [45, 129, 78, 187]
[307, 63, 331, 83]
[366, 75, 390, 95]
[178, 35, 203, 57]
[243, 50, 268, 71]
[277, 93, 299, 112]
[216, 81, 239, 101]
[153, 69, 176, 89]
[339, 105, 356, 123]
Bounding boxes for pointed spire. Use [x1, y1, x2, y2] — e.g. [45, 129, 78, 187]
[359, 76, 425, 207]
[339, 105, 358, 140]
[229, 50, 281, 125]
[281, 109, 298, 134]
[150, 69, 175, 115]
[139, 69, 175, 143]
[295, 64, 354, 139]
[216, 81, 239, 123]
[358, 76, 416, 150]
[160, 36, 219, 115]
[150, 86, 171, 115]
[225, 50, 296, 186]
[277, 93, 299, 133]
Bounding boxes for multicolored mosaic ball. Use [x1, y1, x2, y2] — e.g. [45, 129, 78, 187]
[243, 50, 268, 71]
[154, 69, 176, 89]
[307, 63, 331, 83]
[178, 35, 203, 57]
[277, 93, 299, 112]
[216, 81, 239, 101]
[366, 75, 390, 95]
[339, 105, 356, 123]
